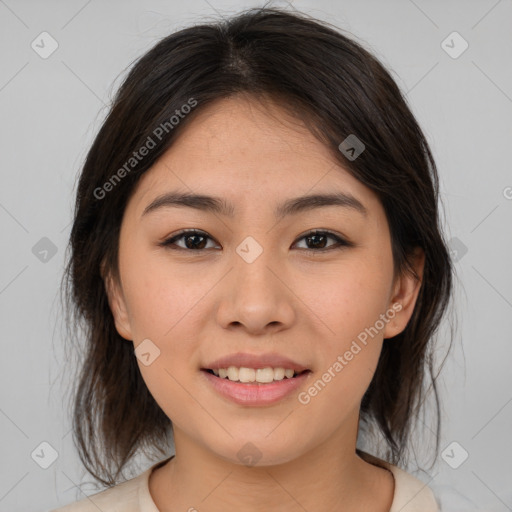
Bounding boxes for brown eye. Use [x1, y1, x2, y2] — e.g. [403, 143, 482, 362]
[293, 230, 352, 252]
[160, 230, 218, 251]
[160, 229, 352, 253]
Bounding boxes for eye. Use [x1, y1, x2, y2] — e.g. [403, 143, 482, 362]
[293, 230, 352, 252]
[159, 229, 352, 252]
[159, 229, 219, 251]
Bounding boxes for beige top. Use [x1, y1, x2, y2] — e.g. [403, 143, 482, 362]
[50, 451, 439, 512]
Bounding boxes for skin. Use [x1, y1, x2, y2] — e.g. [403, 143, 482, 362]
[103, 94, 424, 512]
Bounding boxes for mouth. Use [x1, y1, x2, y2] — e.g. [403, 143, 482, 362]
[200, 367, 312, 406]
[201, 367, 311, 384]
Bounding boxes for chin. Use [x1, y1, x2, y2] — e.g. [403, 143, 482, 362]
[206, 436, 304, 468]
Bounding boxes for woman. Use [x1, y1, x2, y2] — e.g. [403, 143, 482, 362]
[53, 6, 453, 511]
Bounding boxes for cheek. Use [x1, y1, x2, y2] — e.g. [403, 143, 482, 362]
[122, 256, 206, 425]
[119, 243, 202, 341]
[307, 258, 391, 340]
[298, 252, 393, 393]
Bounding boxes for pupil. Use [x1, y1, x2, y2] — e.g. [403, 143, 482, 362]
[185, 234, 206, 249]
[308, 234, 326, 249]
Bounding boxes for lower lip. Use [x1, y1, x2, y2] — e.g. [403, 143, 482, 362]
[201, 370, 311, 406]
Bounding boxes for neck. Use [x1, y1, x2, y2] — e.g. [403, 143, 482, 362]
[148, 421, 394, 512]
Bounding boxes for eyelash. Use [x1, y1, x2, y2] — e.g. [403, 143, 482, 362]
[159, 229, 353, 253]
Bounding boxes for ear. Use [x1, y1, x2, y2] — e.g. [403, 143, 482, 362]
[101, 260, 133, 341]
[383, 247, 425, 339]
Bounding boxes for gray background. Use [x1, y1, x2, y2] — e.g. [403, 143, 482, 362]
[0, 0, 511, 511]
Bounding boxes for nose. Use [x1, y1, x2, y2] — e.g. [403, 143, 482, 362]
[215, 244, 296, 335]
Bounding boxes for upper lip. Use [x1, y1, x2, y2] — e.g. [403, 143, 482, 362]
[202, 352, 310, 372]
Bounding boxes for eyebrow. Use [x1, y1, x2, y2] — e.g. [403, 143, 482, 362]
[141, 190, 367, 219]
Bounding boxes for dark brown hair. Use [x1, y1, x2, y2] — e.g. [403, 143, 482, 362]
[61, 5, 454, 486]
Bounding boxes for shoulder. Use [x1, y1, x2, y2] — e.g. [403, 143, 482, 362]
[387, 464, 440, 512]
[358, 450, 440, 512]
[48, 469, 151, 512]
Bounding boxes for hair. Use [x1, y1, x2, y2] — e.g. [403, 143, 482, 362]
[61, 5, 454, 487]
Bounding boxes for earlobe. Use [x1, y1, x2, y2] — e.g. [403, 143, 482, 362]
[101, 263, 133, 341]
[383, 247, 425, 339]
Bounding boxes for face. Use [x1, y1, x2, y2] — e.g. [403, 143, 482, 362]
[104, 95, 423, 466]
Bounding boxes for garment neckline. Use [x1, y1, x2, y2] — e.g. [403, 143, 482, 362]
[356, 450, 397, 510]
[139, 451, 433, 512]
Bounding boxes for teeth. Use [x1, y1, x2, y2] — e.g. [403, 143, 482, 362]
[210, 366, 299, 383]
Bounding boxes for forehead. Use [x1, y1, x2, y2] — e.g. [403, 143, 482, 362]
[130, 95, 380, 217]
[169, 95, 334, 168]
